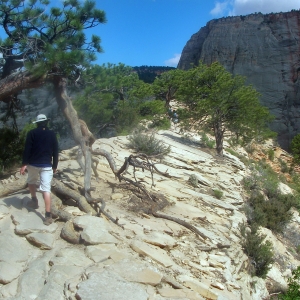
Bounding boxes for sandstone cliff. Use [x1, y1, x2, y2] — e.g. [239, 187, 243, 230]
[178, 10, 300, 151]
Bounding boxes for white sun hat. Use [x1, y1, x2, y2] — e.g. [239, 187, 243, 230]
[32, 114, 50, 123]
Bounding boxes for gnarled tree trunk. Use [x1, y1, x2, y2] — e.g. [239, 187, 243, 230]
[214, 121, 225, 156]
[0, 70, 45, 103]
[53, 76, 87, 151]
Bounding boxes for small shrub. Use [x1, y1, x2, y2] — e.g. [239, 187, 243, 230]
[127, 130, 170, 157]
[225, 148, 239, 157]
[245, 143, 255, 154]
[243, 160, 300, 232]
[279, 266, 300, 299]
[0, 126, 32, 175]
[240, 223, 274, 278]
[267, 149, 275, 161]
[188, 174, 198, 188]
[247, 192, 298, 232]
[139, 100, 165, 117]
[225, 148, 250, 165]
[228, 137, 244, 147]
[278, 158, 289, 173]
[213, 189, 223, 199]
[243, 161, 279, 198]
[148, 117, 171, 130]
[290, 134, 300, 165]
[289, 172, 300, 194]
[279, 174, 287, 184]
[200, 133, 215, 149]
[114, 101, 141, 134]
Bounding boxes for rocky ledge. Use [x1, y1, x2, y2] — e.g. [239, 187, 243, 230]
[0, 128, 299, 300]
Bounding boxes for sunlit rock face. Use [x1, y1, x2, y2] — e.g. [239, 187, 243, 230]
[178, 10, 300, 150]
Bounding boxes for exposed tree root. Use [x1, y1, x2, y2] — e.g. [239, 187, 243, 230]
[151, 209, 209, 241]
[95, 198, 124, 229]
[196, 243, 231, 251]
[51, 178, 97, 215]
[51, 193, 72, 222]
[61, 220, 80, 244]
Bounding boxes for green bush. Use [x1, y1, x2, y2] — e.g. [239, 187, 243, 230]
[247, 192, 298, 232]
[278, 158, 289, 173]
[114, 101, 141, 135]
[0, 127, 26, 175]
[245, 143, 255, 154]
[139, 100, 165, 116]
[290, 134, 300, 165]
[279, 266, 300, 299]
[148, 117, 171, 130]
[213, 189, 223, 199]
[20, 122, 36, 140]
[289, 172, 300, 194]
[225, 148, 239, 157]
[240, 223, 274, 278]
[225, 148, 250, 166]
[267, 149, 275, 161]
[200, 132, 215, 149]
[228, 136, 244, 147]
[243, 161, 279, 198]
[243, 160, 300, 232]
[127, 130, 170, 157]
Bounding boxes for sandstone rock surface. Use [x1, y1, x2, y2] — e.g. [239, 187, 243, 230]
[0, 128, 299, 299]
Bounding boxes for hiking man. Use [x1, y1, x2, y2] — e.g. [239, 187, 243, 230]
[20, 114, 59, 225]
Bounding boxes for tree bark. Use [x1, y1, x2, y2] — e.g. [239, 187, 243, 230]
[61, 220, 80, 244]
[52, 178, 96, 215]
[214, 121, 224, 156]
[0, 70, 45, 103]
[52, 76, 98, 203]
[52, 76, 86, 150]
[0, 174, 27, 197]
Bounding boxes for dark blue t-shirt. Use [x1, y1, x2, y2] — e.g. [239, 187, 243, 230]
[22, 126, 58, 169]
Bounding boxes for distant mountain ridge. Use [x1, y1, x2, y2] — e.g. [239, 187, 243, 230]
[133, 66, 175, 83]
[178, 10, 300, 150]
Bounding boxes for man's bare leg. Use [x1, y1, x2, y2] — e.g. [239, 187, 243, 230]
[26, 183, 39, 209]
[43, 192, 53, 225]
[43, 192, 51, 213]
[28, 184, 37, 199]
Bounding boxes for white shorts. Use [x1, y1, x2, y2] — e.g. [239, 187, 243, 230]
[26, 166, 53, 193]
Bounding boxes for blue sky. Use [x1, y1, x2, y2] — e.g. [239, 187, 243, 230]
[1, 0, 299, 67]
[89, 0, 299, 67]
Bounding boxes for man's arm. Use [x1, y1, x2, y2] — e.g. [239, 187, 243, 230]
[20, 131, 32, 175]
[20, 165, 27, 175]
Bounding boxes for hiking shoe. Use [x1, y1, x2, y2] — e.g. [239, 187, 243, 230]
[43, 217, 53, 226]
[27, 200, 39, 209]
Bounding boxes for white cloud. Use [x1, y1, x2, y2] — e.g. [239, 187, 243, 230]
[211, 0, 299, 17]
[234, 0, 299, 15]
[165, 53, 181, 67]
[210, 1, 231, 16]
[210, 1, 233, 16]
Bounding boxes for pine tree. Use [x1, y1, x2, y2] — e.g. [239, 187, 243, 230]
[176, 62, 275, 155]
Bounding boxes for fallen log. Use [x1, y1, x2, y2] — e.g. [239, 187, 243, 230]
[51, 193, 73, 222]
[51, 178, 96, 215]
[152, 209, 209, 241]
[0, 174, 27, 198]
[61, 220, 80, 244]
